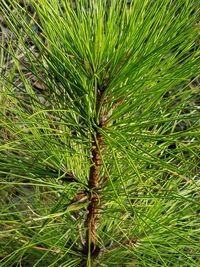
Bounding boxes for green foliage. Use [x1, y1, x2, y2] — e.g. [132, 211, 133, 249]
[0, 0, 200, 266]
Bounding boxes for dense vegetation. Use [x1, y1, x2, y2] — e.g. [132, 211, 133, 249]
[0, 1, 199, 266]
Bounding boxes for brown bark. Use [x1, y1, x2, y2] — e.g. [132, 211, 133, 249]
[81, 89, 106, 265]
[81, 131, 103, 264]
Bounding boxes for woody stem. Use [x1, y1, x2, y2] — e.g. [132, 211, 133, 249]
[81, 89, 106, 264]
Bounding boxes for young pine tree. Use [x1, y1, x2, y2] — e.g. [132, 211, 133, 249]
[0, 0, 200, 266]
